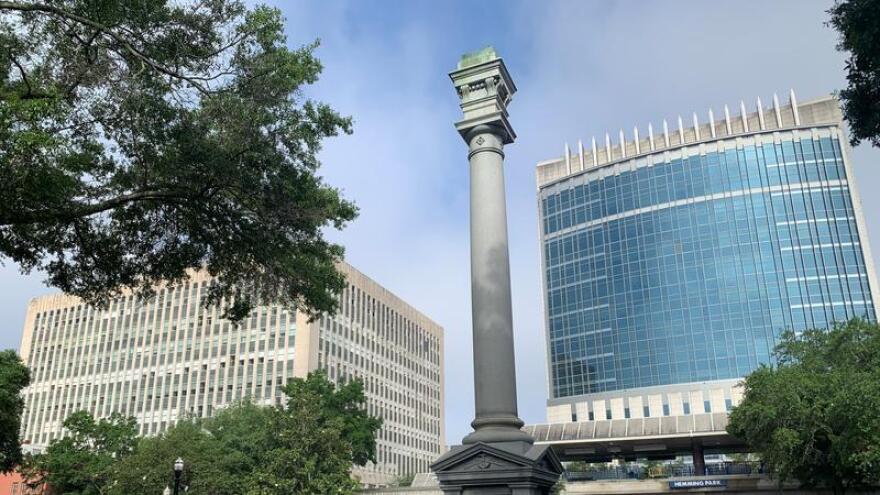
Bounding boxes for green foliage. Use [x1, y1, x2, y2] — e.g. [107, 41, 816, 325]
[727, 319, 880, 493]
[24, 411, 138, 494]
[111, 420, 244, 495]
[251, 371, 382, 494]
[394, 472, 415, 487]
[0, 350, 30, 472]
[0, 0, 356, 321]
[828, 0, 880, 148]
[31, 373, 381, 494]
[281, 370, 383, 466]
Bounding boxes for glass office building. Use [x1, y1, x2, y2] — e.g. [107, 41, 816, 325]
[536, 94, 878, 423]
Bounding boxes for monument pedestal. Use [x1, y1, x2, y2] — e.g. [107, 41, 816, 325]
[432, 441, 562, 495]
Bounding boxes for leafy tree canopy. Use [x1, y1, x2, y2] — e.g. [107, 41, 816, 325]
[111, 419, 246, 494]
[727, 319, 880, 494]
[259, 370, 383, 493]
[0, 0, 356, 320]
[828, 0, 880, 147]
[281, 369, 382, 467]
[31, 372, 382, 495]
[0, 350, 30, 472]
[24, 411, 138, 495]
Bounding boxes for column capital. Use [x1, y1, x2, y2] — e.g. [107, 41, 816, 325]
[449, 47, 517, 145]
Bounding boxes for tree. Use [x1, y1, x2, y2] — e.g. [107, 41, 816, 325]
[112, 401, 278, 494]
[828, 0, 880, 148]
[110, 419, 245, 495]
[24, 411, 138, 494]
[252, 371, 382, 494]
[108, 374, 380, 494]
[281, 370, 383, 466]
[394, 472, 415, 487]
[727, 319, 880, 494]
[0, 1, 356, 321]
[0, 350, 30, 472]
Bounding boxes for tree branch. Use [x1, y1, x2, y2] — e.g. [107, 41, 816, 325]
[0, 1, 215, 94]
[2, 189, 193, 225]
[9, 53, 29, 91]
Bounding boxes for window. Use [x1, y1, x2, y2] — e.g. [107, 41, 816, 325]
[542, 136, 873, 401]
[662, 404, 670, 416]
[704, 400, 711, 413]
[683, 402, 691, 415]
[643, 405, 650, 417]
[725, 398, 733, 412]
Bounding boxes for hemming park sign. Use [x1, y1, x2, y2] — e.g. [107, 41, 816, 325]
[669, 479, 729, 490]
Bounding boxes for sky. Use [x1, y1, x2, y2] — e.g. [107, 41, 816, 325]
[2, 0, 879, 446]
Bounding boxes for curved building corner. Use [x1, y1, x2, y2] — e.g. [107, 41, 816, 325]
[533, 94, 879, 460]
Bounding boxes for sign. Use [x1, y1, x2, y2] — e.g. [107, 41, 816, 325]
[669, 479, 729, 489]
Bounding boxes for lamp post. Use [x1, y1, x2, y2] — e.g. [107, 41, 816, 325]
[173, 457, 184, 495]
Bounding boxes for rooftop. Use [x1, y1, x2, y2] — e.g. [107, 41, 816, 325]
[536, 92, 844, 189]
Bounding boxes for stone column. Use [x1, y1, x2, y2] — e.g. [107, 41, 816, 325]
[432, 47, 562, 495]
[449, 48, 530, 446]
[463, 125, 532, 444]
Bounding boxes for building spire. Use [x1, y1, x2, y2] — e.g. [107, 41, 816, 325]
[662, 119, 670, 148]
[564, 142, 571, 174]
[708, 108, 716, 138]
[723, 104, 732, 135]
[578, 139, 585, 171]
[591, 136, 598, 166]
[756, 97, 766, 130]
[772, 93, 782, 127]
[677, 116, 685, 144]
[605, 133, 612, 162]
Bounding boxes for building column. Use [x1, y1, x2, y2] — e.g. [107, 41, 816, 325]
[692, 440, 706, 476]
[432, 47, 562, 495]
[447, 47, 530, 446]
[461, 124, 530, 444]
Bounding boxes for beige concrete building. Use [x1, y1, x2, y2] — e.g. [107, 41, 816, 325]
[18, 262, 444, 486]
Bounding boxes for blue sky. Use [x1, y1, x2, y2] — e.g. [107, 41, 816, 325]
[2, 0, 879, 446]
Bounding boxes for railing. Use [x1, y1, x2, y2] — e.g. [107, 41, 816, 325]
[565, 461, 765, 481]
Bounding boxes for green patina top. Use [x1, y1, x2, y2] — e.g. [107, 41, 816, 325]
[457, 46, 498, 69]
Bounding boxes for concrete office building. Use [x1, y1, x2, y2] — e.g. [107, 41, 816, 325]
[531, 93, 878, 463]
[18, 262, 444, 486]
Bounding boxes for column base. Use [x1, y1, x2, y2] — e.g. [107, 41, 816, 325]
[463, 415, 534, 445]
[431, 441, 563, 495]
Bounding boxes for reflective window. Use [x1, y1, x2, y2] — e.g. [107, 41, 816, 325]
[541, 135, 876, 398]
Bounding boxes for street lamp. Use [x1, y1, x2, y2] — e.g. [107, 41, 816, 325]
[172, 458, 184, 495]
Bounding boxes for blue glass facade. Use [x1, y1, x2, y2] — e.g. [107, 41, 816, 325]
[540, 133, 876, 399]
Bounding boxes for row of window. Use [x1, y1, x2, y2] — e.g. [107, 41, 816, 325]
[541, 133, 876, 398]
[318, 281, 443, 477]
